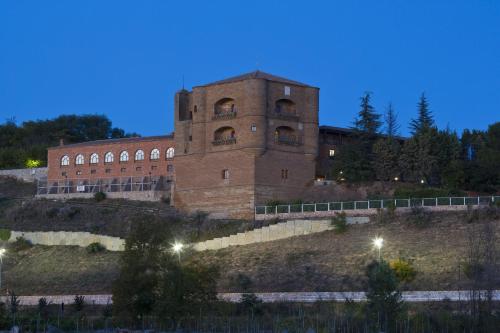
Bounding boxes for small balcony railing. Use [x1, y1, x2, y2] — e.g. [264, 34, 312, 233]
[213, 110, 237, 120]
[275, 135, 301, 146]
[272, 110, 299, 121]
[212, 137, 237, 146]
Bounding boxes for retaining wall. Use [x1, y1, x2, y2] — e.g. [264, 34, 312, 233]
[0, 167, 47, 183]
[192, 216, 369, 251]
[2, 291, 498, 305]
[36, 190, 169, 201]
[8, 231, 125, 251]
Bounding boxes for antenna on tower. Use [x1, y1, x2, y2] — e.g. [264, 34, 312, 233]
[182, 75, 185, 90]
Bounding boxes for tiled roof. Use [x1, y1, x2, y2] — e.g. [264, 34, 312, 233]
[48, 134, 174, 150]
[196, 70, 313, 88]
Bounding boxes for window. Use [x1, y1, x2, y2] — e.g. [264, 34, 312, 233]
[75, 154, 84, 165]
[120, 167, 126, 173]
[76, 170, 82, 175]
[150, 148, 160, 160]
[275, 99, 296, 115]
[104, 152, 114, 163]
[222, 169, 229, 180]
[281, 169, 289, 180]
[136, 166, 142, 171]
[329, 149, 335, 157]
[151, 165, 157, 170]
[194, 105, 198, 113]
[251, 124, 257, 132]
[167, 164, 174, 172]
[135, 149, 145, 161]
[61, 172, 67, 177]
[61, 155, 70, 166]
[284, 86, 291, 96]
[166, 147, 175, 159]
[91, 169, 96, 174]
[189, 135, 192, 141]
[90, 153, 99, 164]
[119, 150, 129, 162]
[105, 168, 111, 173]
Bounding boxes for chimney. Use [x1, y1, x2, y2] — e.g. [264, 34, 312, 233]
[59, 138, 64, 146]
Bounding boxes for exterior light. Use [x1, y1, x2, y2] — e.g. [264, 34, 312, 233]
[373, 237, 383, 260]
[339, 171, 343, 174]
[0, 248, 5, 289]
[394, 177, 399, 181]
[340, 178, 345, 181]
[171, 242, 184, 263]
[420, 179, 425, 184]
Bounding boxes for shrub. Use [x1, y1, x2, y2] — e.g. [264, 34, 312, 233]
[0, 229, 11, 241]
[407, 206, 432, 228]
[9, 236, 32, 252]
[394, 186, 465, 199]
[73, 295, 85, 312]
[390, 258, 417, 283]
[94, 191, 106, 202]
[376, 204, 396, 224]
[45, 207, 59, 218]
[86, 242, 106, 254]
[331, 212, 348, 234]
[161, 195, 170, 205]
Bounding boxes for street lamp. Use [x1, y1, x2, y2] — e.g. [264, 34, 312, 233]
[0, 248, 5, 290]
[373, 237, 383, 261]
[172, 242, 184, 263]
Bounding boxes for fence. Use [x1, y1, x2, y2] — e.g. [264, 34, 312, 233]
[255, 196, 500, 216]
[36, 175, 172, 195]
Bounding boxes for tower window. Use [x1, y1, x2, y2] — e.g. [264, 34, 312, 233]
[329, 149, 335, 157]
[284, 86, 291, 96]
[251, 124, 257, 132]
[281, 169, 289, 179]
[222, 169, 230, 180]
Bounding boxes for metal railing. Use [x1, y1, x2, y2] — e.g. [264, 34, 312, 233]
[275, 135, 302, 146]
[212, 111, 237, 120]
[37, 176, 172, 195]
[255, 196, 500, 215]
[212, 137, 237, 146]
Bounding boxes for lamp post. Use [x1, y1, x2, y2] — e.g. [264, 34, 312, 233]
[172, 242, 184, 263]
[0, 248, 5, 290]
[373, 237, 383, 261]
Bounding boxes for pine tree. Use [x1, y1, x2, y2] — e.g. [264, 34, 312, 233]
[373, 104, 401, 180]
[353, 92, 382, 136]
[409, 93, 434, 135]
[384, 103, 400, 138]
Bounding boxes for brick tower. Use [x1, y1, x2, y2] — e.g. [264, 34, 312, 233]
[172, 71, 319, 218]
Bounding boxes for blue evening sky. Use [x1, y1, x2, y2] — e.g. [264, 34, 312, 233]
[1, 1, 499, 136]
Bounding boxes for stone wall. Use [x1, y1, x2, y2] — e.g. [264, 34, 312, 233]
[8, 231, 125, 251]
[2, 291, 498, 305]
[192, 217, 369, 251]
[36, 190, 169, 202]
[0, 167, 47, 183]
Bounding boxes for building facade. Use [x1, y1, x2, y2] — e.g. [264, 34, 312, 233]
[42, 71, 358, 218]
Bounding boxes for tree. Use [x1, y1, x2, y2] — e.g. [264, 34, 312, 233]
[353, 92, 382, 136]
[154, 258, 219, 329]
[373, 104, 402, 180]
[409, 93, 434, 135]
[112, 218, 171, 327]
[365, 260, 404, 332]
[384, 103, 400, 138]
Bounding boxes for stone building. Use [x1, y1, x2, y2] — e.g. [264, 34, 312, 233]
[41, 71, 358, 218]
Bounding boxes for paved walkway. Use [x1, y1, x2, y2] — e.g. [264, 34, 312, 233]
[2, 291, 499, 306]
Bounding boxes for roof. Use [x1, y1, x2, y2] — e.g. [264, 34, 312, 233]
[48, 134, 174, 150]
[195, 70, 314, 88]
[319, 125, 407, 141]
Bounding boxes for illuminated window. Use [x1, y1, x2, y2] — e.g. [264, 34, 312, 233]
[150, 148, 160, 160]
[76, 170, 82, 175]
[104, 152, 114, 163]
[135, 149, 144, 161]
[90, 153, 99, 164]
[329, 149, 335, 157]
[166, 147, 175, 159]
[75, 154, 84, 165]
[119, 151, 129, 162]
[61, 155, 70, 166]
[251, 124, 257, 132]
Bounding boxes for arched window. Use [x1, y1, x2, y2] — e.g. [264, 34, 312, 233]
[90, 153, 99, 164]
[150, 148, 160, 160]
[214, 98, 236, 115]
[104, 152, 114, 163]
[119, 151, 129, 162]
[275, 126, 299, 145]
[61, 155, 70, 166]
[166, 147, 175, 159]
[75, 154, 84, 165]
[275, 99, 296, 115]
[213, 126, 236, 145]
[135, 149, 145, 161]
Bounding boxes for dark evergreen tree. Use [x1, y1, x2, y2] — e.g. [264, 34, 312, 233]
[373, 103, 401, 181]
[384, 103, 400, 138]
[353, 92, 382, 136]
[409, 93, 434, 135]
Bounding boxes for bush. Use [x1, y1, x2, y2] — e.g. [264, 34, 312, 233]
[331, 212, 348, 234]
[45, 207, 59, 218]
[161, 195, 170, 205]
[0, 229, 11, 241]
[86, 242, 106, 254]
[394, 186, 465, 199]
[9, 236, 32, 252]
[390, 258, 417, 283]
[407, 206, 432, 228]
[94, 191, 106, 202]
[376, 203, 396, 224]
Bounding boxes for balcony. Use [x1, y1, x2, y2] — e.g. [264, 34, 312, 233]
[212, 111, 237, 121]
[275, 135, 302, 146]
[271, 110, 299, 121]
[212, 137, 237, 146]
